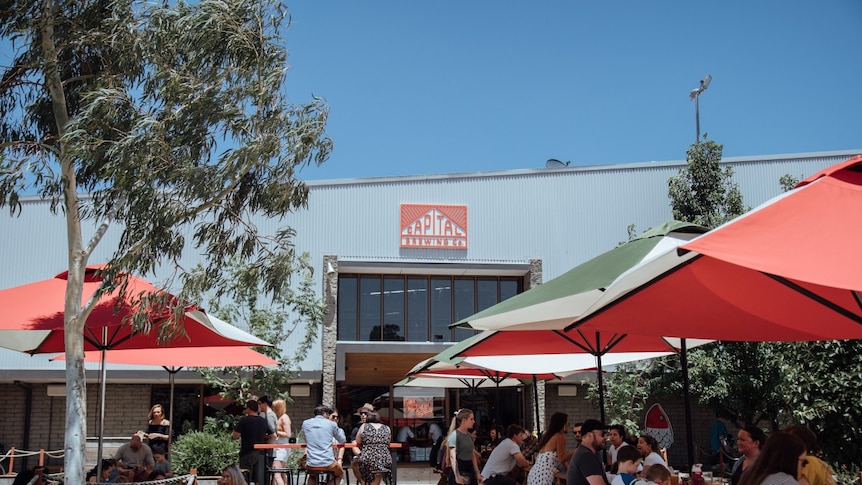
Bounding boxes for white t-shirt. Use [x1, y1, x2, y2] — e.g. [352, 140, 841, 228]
[397, 426, 415, 442]
[481, 438, 522, 479]
[609, 441, 631, 463]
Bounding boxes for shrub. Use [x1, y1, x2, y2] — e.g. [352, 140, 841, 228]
[171, 430, 239, 476]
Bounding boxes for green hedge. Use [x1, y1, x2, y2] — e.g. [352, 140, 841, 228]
[171, 431, 240, 477]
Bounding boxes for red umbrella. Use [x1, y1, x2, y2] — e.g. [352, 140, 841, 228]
[52, 346, 279, 442]
[572, 156, 862, 341]
[0, 265, 271, 469]
[567, 156, 862, 467]
[0, 266, 269, 353]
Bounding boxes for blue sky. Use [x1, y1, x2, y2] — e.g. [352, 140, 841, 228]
[283, 1, 862, 181]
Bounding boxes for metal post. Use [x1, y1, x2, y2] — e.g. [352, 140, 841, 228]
[96, 327, 108, 481]
[681, 339, 695, 470]
[695, 94, 700, 142]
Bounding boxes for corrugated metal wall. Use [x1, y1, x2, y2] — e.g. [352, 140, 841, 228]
[0, 149, 858, 375]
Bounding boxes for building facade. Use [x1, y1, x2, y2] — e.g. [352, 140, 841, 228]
[0, 149, 857, 468]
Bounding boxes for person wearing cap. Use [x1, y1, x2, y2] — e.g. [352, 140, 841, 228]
[566, 419, 610, 485]
[350, 403, 374, 482]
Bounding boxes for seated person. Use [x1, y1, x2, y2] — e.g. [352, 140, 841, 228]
[114, 432, 155, 482]
[634, 465, 671, 485]
[480, 425, 531, 485]
[87, 459, 118, 483]
[301, 405, 347, 485]
[611, 446, 642, 485]
[153, 451, 172, 477]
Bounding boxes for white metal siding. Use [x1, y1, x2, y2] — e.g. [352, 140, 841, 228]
[0, 149, 858, 377]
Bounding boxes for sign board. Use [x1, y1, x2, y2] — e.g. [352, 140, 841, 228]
[400, 204, 468, 249]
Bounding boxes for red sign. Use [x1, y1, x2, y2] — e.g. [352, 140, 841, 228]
[400, 204, 468, 249]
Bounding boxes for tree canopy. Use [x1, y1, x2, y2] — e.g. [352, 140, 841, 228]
[0, 0, 330, 481]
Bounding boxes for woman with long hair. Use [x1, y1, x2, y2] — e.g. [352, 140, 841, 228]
[737, 431, 805, 485]
[449, 409, 481, 485]
[218, 465, 248, 485]
[527, 413, 574, 485]
[145, 404, 171, 455]
[271, 399, 293, 485]
[783, 426, 835, 485]
[636, 434, 666, 468]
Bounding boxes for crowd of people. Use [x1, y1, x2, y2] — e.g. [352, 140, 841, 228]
[86, 403, 176, 483]
[85, 398, 835, 485]
[426, 409, 835, 485]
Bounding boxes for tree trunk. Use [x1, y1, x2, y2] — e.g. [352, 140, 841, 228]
[41, 0, 88, 482]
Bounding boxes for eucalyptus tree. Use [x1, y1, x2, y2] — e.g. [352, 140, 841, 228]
[0, 1, 331, 481]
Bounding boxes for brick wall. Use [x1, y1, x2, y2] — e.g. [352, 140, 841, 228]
[544, 383, 722, 470]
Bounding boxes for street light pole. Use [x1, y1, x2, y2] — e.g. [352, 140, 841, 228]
[689, 74, 712, 142]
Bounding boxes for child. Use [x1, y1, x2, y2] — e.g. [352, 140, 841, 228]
[635, 465, 671, 485]
[612, 447, 643, 485]
[153, 451, 173, 477]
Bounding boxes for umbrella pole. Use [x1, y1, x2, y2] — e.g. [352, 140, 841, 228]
[532, 375, 541, 435]
[165, 366, 180, 450]
[97, 332, 108, 481]
[596, 353, 606, 424]
[681, 339, 694, 470]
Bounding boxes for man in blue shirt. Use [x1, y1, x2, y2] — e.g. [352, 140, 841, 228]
[302, 405, 347, 485]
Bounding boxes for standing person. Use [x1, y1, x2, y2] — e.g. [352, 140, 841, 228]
[607, 426, 630, 470]
[566, 419, 610, 485]
[451, 409, 483, 485]
[709, 415, 731, 466]
[480, 424, 530, 485]
[528, 413, 574, 485]
[730, 426, 767, 485]
[145, 404, 172, 455]
[259, 396, 279, 439]
[636, 435, 666, 469]
[233, 400, 274, 485]
[737, 431, 805, 485]
[258, 396, 279, 474]
[783, 426, 835, 485]
[302, 405, 347, 485]
[272, 399, 294, 485]
[355, 411, 393, 485]
[429, 421, 445, 444]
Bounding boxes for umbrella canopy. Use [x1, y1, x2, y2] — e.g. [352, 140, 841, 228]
[446, 328, 711, 357]
[52, 345, 279, 444]
[0, 265, 271, 474]
[0, 266, 270, 352]
[52, 344, 278, 368]
[395, 375, 525, 389]
[565, 156, 862, 468]
[453, 220, 708, 330]
[571, 156, 862, 341]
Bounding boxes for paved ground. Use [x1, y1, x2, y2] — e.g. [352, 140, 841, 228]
[391, 465, 441, 485]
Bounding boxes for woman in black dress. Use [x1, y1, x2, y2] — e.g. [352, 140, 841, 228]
[145, 404, 171, 454]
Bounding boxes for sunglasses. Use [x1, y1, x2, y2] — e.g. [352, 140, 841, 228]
[360, 412, 368, 416]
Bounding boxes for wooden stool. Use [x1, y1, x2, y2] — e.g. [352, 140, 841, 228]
[305, 466, 334, 485]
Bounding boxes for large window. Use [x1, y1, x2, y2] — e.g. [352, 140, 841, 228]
[338, 274, 523, 342]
